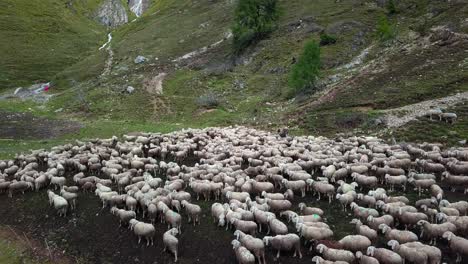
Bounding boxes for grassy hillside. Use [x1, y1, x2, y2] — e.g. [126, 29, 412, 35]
[0, 0, 467, 160]
[0, 0, 105, 90]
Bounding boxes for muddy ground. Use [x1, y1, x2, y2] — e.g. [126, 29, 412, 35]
[0, 161, 465, 263]
[0, 111, 81, 140]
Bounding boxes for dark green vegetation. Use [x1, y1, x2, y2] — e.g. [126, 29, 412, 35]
[289, 41, 321, 96]
[0, 0, 467, 158]
[232, 0, 280, 53]
[376, 15, 395, 41]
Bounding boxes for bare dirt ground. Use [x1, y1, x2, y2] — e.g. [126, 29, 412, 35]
[0, 111, 81, 140]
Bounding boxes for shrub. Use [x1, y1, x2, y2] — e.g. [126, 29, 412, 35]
[319, 33, 337, 46]
[376, 15, 395, 41]
[232, 0, 279, 54]
[196, 93, 220, 109]
[386, 0, 397, 15]
[288, 40, 321, 96]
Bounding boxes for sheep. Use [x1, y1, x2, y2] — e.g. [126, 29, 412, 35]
[408, 177, 436, 196]
[427, 108, 442, 120]
[49, 176, 66, 190]
[355, 251, 379, 264]
[441, 112, 457, 123]
[181, 200, 201, 225]
[8, 181, 33, 197]
[398, 209, 428, 229]
[337, 235, 371, 252]
[436, 213, 468, 235]
[267, 214, 288, 235]
[443, 231, 468, 263]
[261, 191, 284, 200]
[356, 194, 376, 208]
[211, 202, 226, 227]
[231, 240, 255, 264]
[296, 224, 333, 246]
[441, 172, 468, 193]
[440, 200, 468, 216]
[403, 242, 441, 264]
[60, 189, 78, 210]
[387, 240, 428, 264]
[379, 224, 418, 244]
[263, 234, 302, 258]
[234, 230, 266, 264]
[47, 190, 68, 217]
[231, 219, 257, 235]
[417, 220, 457, 245]
[316, 244, 355, 263]
[226, 191, 250, 202]
[266, 198, 292, 212]
[352, 173, 378, 190]
[350, 219, 378, 242]
[163, 208, 182, 232]
[350, 202, 379, 220]
[311, 256, 349, 264]
[281, 179, 306, 197]
[309, 180, 335, 203]
[366, 246, 402, 264]
[420, 205, 438, 223]
[384, 174, 407, 192]
[129, 219, 155, 246]
[298, 202, 324, 216]
[163, 228, 179, 262]
[111, 207, 136, 227]
[336, 191, 356, 212]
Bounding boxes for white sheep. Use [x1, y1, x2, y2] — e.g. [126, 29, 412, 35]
[263, 234, 302, 259]
[129, 219, 155, 246]
[231, 240, 255, 264]
[163, 228, 179, 262]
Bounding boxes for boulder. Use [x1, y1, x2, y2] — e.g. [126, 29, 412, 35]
[134, 56, 147, 64]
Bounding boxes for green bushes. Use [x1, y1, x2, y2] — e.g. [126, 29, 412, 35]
[288, 41, 321, 96]
[232, 0, 279, 53]
[319, 33, 337, 46]
[386, 0, 397, 15]
[376, 15, 395, 41]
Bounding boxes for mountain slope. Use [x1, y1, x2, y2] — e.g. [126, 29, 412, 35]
[0, 0, 105, 89]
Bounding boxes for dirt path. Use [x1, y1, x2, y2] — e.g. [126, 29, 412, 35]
[382, 91, 468, 128]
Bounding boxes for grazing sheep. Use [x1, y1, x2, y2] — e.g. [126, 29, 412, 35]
[211, 202, 226, 227]
[8, 181, 33, 197]
[267, 214, 288, 235]
[231, 219, 257, 236]
[263, 234, 302, 259]
[355, 251, 379, 264]
[298, 202, 324, 216]
[163, 228, 179, 262]
[379, 224, 418, 244]
[337, 235, 371, 252]
[350, 219, 378, 242]
[163, 208, 182, 232]
[181, 200, 201, 225]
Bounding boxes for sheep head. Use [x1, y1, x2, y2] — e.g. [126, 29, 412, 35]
[367, 246, 375, 256]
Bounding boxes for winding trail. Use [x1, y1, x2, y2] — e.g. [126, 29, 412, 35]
[382, 91, 468, 128]
[100, 33, 113, 77]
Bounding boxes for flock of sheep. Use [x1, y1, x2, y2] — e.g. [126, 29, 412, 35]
[1, 126, 468, 264]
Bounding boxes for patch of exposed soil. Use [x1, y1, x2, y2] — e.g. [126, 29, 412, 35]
[0, 111, 82, 140]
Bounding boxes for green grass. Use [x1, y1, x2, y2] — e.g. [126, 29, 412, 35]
[0, 236, 48, 264]
[0, 0, 105, 90]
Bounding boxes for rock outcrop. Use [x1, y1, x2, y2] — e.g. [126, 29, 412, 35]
[96, 0, 128, 28]
[128, 0, 151, 17]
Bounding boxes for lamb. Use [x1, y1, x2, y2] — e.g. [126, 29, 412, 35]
[181, 200, 201, 225]
[417, 220, 457, 245]
[231, 240, 255, 264]
[316, 244, 355, 263]
[163, 228, 179, 262]
[379, 224, 418, 244]
[337, 235, 371, 252]
[443, 231, 468, 263]
[129, 219, 155, 246]
[355, 251, 379, 264]
[231, 219, 257, 235]
[366, 246, 402, 264]
[234, 230, 266, 264]
[350, 219, 378, 242]
[263, 234, 302, 258]
[387, 240, 428, 264]
[298, 202, 324, 216]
